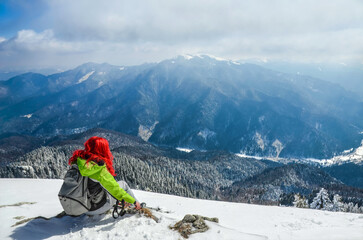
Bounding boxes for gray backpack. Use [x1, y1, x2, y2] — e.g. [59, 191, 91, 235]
[58, 164, 92, 216]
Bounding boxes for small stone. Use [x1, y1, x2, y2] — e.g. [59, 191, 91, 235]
[183, 214, 196, 223]
[202, 216, 219, 223]
[171, 214, 218, 238]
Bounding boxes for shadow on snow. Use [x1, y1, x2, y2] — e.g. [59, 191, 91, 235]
[10, 213, 132, 240]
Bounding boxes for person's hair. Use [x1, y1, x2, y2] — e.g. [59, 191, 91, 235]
[68, 136, 116, 176]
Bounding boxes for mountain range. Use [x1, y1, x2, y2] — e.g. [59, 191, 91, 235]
[0, 55, 362, 159]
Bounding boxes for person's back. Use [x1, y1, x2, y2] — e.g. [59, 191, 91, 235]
[59, 136, 141, 216]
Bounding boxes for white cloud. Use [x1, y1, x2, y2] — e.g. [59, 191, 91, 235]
[0, 28, 179, 69]
[43, 0, 363, 43]
[1, 0, 363, 69]
[7, 29, 79, 52]
[0, 29, 89, 69]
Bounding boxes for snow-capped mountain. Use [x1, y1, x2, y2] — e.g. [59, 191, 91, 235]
[0, 55, 362, 158]
[1, 179, 362, 240]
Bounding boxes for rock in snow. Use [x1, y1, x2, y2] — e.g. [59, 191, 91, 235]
[0, 179, 362, 240]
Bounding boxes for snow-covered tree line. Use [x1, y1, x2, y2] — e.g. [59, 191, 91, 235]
[1, 143, 362, 213]
[293, 188, 363, 213]
[0, 144, 270, 201]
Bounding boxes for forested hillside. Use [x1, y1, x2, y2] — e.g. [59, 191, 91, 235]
[1, 128, 362, 210]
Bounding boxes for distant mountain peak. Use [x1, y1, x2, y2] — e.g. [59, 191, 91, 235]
[179, 54, 226, 61]
[176, 54, 241, 65]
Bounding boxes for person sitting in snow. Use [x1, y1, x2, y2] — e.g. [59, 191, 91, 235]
[67, 136, 141, 215]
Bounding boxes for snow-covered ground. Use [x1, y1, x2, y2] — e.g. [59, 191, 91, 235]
[1, 179, 362, 240]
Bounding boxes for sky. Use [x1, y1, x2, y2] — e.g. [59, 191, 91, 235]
[0, 0, 363, 70]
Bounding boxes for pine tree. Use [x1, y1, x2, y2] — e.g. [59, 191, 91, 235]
[293, 194, 309, 208]
[310, 188, 332, 210]
[352, 203, 359, 213]
[331, 194, 344, 212]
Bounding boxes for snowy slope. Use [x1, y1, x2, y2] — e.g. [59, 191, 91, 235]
[0, 179, 362, 240]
